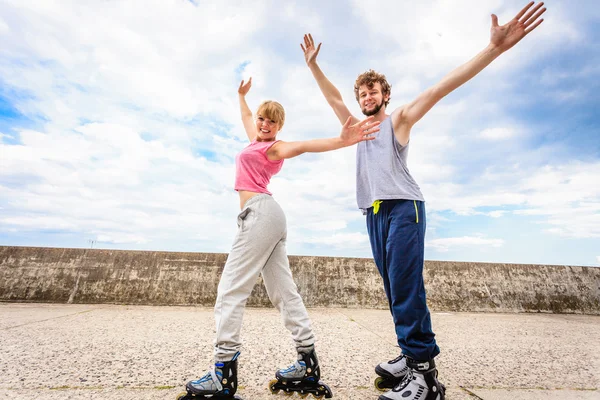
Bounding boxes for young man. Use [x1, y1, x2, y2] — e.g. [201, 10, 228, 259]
[301, 2, 546, 400]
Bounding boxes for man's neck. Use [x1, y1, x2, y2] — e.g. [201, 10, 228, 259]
[371, 108, 389, 123]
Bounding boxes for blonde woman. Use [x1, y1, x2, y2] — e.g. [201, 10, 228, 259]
[178, 77, 380, 400]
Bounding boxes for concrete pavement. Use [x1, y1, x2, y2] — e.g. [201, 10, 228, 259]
[0, 303, 598, 400]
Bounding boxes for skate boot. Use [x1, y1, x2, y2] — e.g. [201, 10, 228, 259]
[378, 357, 445, 400]
[374, 353, 409, 391]
[268, 348, 333, 398]
[177, 352, 243, 400]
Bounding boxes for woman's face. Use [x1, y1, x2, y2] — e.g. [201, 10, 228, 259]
[255, 115, 280, 141]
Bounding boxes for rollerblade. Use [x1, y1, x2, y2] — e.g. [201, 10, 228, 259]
[374, 353, 409, 391]
[268, 348, 333, 398]
[177, 352, 243, 400]
[378, 357, 445, 400]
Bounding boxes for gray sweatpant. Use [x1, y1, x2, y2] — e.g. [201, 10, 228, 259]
[214, 194, 314, 361]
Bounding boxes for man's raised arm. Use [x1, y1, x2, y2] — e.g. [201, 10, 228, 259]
[302, 34, 359, 126]
[393, 1, 546, 145]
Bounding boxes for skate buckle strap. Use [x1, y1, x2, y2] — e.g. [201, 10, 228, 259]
[414, 360, 430, 371]
[282, 360, 305, 374]
[372, 200, 383, 214]
[406, 356, 436, 373]
[211, 367, 224, 391]
[389, 354, 405, 363]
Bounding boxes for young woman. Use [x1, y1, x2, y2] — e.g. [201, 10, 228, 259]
[178, 77, 380, 400]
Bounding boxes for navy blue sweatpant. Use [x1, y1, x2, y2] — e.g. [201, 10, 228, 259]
[366, 199, 440, 361]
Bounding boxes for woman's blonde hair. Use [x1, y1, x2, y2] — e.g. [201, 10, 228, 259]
[256, 100, 285, 129]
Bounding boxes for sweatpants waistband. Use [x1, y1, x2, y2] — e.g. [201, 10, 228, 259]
[243, 193, 274, 209]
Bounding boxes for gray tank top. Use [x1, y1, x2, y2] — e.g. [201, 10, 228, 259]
[356, 116, 424, 212]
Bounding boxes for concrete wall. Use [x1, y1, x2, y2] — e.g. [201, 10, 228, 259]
[1, 246, 599, 314]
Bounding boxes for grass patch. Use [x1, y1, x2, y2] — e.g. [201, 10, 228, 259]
[49, 386, 103, 390]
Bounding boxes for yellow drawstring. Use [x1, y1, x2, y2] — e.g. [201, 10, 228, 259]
[372, 200, 418, 222]
[413, 200, 419, 223]
[372, 200, 383, 214]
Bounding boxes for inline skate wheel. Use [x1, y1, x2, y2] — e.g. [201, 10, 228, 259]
[268, 379, 281, 394]
[374, 376, 387, 392]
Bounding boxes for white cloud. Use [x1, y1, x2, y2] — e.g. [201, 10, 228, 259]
[349, 0, 581, 84]
[479, 127, 515, 141]
[353, 1, 500, 72]
[517, 201, 600, 239]
[0, 0, 356, 255]
[304, 232, 370, 249]
[302, 220, 348, 232]
[539, 68, 573, 87]
[0, 17, 8, 34]
[0, 215, 79, 231]
[0, 0, 266, 125]
[418, 158, 600, 240]
[487, 210, 506, 218]
[427, 236, 505, 252]
[97, 234, 147, 245]
[0, 0, 598, 266]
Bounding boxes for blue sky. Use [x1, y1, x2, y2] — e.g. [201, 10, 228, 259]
[0, 0, 598, 266]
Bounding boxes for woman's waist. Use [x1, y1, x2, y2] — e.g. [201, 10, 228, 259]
[238, 190, 273, 209]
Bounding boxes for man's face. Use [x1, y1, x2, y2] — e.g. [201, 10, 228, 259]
[358, 82, 389, 116]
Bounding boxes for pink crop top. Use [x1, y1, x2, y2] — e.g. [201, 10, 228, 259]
[234, 139, 284, 195]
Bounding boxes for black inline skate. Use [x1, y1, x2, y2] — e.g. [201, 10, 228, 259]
[374, 353, 409, 391]
[378, 357, 445, 400]
[177, 352, 243, 400]
[268, 348, 333, 398]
